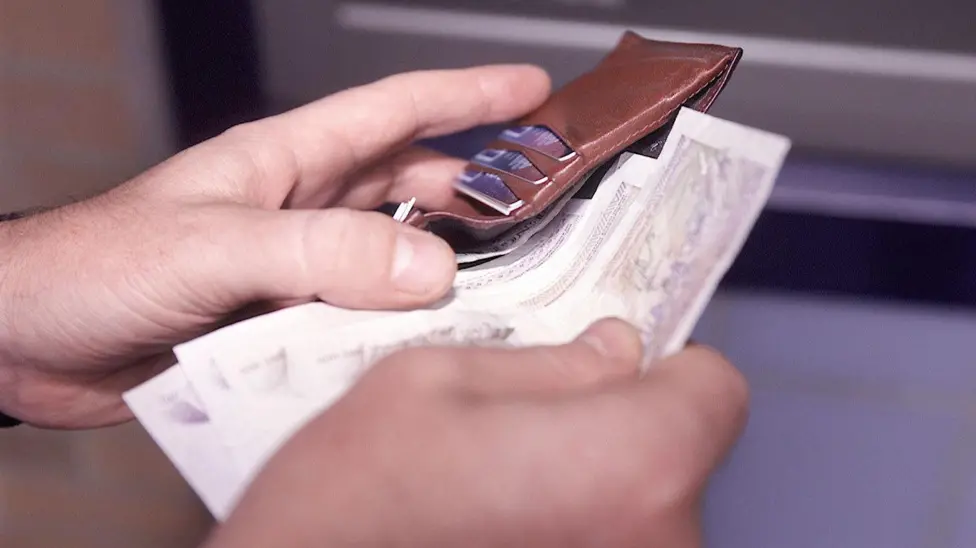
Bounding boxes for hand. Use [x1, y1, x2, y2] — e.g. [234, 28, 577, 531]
[0, 65, 552, 428]
[204, 319, 749, 548]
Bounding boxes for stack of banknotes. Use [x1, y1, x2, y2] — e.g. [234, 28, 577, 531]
[124, 107, 791, 520]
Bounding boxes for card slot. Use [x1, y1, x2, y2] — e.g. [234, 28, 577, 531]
[496, 124, 578, 162]
[482, 138, 574, 179]
[454, 169, 524, 215]
[470, 147, 549, 185]
[406, 31, 744, 242]
[458, 163, 550, 212]
[489, 169, 548, 206]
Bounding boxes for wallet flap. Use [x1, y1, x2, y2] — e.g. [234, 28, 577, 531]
[407, 31, 743, 241]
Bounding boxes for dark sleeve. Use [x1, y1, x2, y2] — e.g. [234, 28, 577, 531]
[0, 208, 44, 222]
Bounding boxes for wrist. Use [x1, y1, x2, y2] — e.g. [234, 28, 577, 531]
[0, 268, 20, 427]
[0, 212, 21, 362]
[0, 209, 37, 427]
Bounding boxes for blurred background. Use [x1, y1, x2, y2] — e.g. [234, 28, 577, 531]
[1, 1, 975, 546]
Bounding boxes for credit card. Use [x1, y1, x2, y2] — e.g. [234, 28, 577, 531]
[472, 149, 547, 184]
[498, 125, 576, 161]
[391, 197, 416, 222]
[454, 170, 523, 215]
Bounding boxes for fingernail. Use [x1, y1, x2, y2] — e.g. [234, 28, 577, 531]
[577, 318, 643, 362]
[392, 231, 453, 295]
[579, 331, 615, 357]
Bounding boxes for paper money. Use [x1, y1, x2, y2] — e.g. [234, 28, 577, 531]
[513, 108, 788, 359]
[124, 107, 791, 519]
[179, 309, 514, 478]
[122, 365, 245, 520]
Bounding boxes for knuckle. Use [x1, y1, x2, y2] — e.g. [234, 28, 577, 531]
[284, 211, 319, 293]
[219, 120, 259, 141]
[379, 69, 439, 91]
[214, 121, 300, 206]
[314, 209, 397, 286]
[317, 210, 358, 281]
[619, 424, 709, 512]
[643, 460, 702, 513]
[218, 120, 277, 155]
[471, 70, 497, 122]
[572, 422, 696, 518]
[360, 76, 420, 131]
[686, 345, 750, 410]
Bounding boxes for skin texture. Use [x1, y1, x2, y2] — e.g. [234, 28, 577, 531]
[0, 64, 554, 429]
[0, 63, 751, 547]
[205, 319, 749, 548]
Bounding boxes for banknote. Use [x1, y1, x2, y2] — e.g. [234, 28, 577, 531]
[601, 129, 782, 359]
[162, 177, 633, 510]
[122, 364, 245, 520]
[454, 152, 653, 291]
[166, 307, 515, 486]
[453, 154, 654, 314]
[513, 108, 789, 359]
[125, 107, 791, 519]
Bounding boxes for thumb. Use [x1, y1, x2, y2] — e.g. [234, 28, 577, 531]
[205, 206, 457, 309]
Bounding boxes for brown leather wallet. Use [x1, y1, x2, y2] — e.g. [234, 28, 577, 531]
[403, 31, 743, 247]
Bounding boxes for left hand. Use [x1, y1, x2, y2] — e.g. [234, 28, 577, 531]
[0, 64, 552, 429]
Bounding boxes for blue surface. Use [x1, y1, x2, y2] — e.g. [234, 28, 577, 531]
[692, 293, 976, 395]
[948, 455, 976, 548]
[704, 388, 964, 548]
[694, 291, 976, 548]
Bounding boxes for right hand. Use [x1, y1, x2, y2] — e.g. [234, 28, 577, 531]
[204, 318, 749, 548]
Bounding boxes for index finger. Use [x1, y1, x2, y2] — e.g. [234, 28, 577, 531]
[237, 65, 552, 206]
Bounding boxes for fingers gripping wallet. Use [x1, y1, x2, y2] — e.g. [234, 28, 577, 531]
[400, 31, 743, 247]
